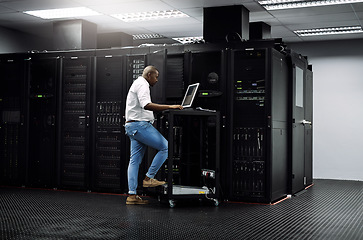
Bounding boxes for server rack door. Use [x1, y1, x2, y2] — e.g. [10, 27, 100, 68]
[124, 55, 147, 193]
[230, 48, 289, 203]
[290, 54, 308, 194]
[28, 57, 59, 187]
[60, 56, 92, 190]
[184, 49, 228, 194]
[230, 48, 268, 202]
[93, 55, 124, 192]
[304, 69, 313, 186]
[269, 49, 289, 201]
[0, 55, 27, 186]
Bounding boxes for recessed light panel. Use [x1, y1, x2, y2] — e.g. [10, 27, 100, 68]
[133, 33, 164, 40]
[112, 10, 189, 22]
[172, 36, 204, 44]
[294, 26, 363, 36]
[24, 7, 101, 19]
[259, 0, 363, 10]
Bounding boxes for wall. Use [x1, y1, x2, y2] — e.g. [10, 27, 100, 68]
[289, 39, 363, 181]
[0, 26, 51, 53]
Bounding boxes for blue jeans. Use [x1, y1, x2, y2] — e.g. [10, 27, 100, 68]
[124, 121, 168, 195]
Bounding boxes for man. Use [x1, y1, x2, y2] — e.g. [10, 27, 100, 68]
[124, 65, 183, 205]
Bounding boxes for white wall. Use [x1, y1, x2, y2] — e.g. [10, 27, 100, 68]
[289, 39, 363, 181]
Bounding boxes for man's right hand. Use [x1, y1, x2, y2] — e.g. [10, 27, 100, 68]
[169, 105, 183, 110]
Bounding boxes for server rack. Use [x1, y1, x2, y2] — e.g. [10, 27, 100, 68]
[123, 54, 148, 193]
[59, 56, 92, 189]
[0, 54, 28, 186]
[92, 55, 125, 192]
[124, 50, 187, 195]
[183, 49, 229, 194]
[228, 47, 289, 203]
[27, 56, 59, 187]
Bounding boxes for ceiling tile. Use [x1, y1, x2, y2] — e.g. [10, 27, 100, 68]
[0, 1, 362, 44]
[279, 13, 359, 26]
[269, 5, 354, 18]
[93, 0, 175, 14]
[1, 0, 79, 11]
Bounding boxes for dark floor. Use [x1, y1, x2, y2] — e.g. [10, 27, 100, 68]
[1, 179, 362, 240]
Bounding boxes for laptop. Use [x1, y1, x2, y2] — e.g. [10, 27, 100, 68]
[181, 83, 200, 108]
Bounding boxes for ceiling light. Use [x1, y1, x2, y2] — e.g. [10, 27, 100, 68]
[133, 33, 164, 40]
[259, 0, 363, 10]
[294, 26, 363, 36]
[112, 10, 189, 22]
[24, 7, 101, 19]
[172, 36, 204, 44]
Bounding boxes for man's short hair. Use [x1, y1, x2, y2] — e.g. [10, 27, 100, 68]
[143, 65, 158, 75]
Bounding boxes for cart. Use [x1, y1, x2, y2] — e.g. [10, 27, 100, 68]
[156, 109, 220, 207]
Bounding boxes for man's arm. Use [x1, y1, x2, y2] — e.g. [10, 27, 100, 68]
[144, 103, 183, 112]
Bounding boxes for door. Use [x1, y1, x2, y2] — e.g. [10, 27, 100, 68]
[60, 56, 92, 189]
[0, 55, 27, 186]
[304, 69, 313, 186]
[291, 60, 307, 194]
[28, 57, 58, 187]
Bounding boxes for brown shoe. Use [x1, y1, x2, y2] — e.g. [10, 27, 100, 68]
[143, 178, 166, 187]
[126, 195, 149, 205]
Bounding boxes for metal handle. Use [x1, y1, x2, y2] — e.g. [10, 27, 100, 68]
[301, 120, 312, 125]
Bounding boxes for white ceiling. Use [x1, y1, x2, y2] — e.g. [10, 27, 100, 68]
[0, 0, 362, 43]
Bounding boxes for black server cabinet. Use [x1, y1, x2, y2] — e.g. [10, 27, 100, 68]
[144, 50, 186, 180]
[183, 50, 229, 194]
[93, 55, 125, 192]
[164, 53, 185, 104]
[125, 50, 186, 193]
[27, 57, 59, 187]
[124, 54, 147, 193]
[0, 55, 27, 186]
[229, 48, 289, 203]
[145, 50, 185, 190]
[59, 56, 92, 190]
[288, 52, 313, 194]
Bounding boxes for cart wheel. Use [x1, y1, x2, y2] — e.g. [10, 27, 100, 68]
[169, 199, 176, 208]
[213, 199, 220, 207]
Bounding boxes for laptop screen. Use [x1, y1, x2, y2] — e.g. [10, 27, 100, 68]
[181, 83, 200, 108]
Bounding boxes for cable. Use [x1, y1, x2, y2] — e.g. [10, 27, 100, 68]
[225, 32, 243, 43]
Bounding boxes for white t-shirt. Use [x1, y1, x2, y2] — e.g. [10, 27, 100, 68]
[125, 76, 154, 123]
